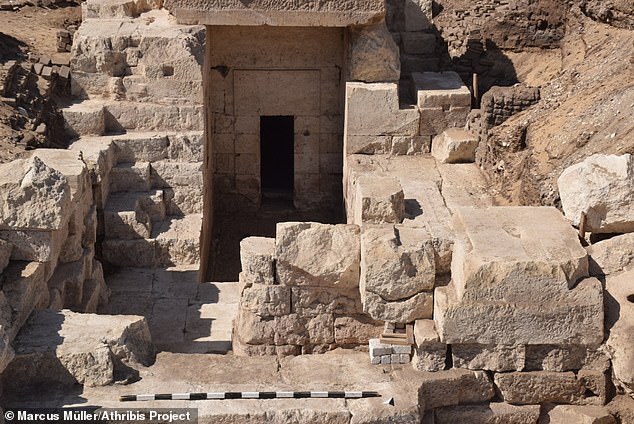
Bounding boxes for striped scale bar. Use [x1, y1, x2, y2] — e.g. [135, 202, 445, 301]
[120, 391, 381, 402]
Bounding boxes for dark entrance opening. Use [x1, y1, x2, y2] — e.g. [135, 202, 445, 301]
[260, 116, 294, 201]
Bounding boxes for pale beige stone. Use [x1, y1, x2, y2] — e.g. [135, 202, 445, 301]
[494, 371, 606, 406]
[362, 290, 433, 323]
[240, 237, 276, 285]
[435, 403, 540, 424]
[82, 0, 163, 19]
[333, 316, 381, 345]
[0, 224, 68, 263]
[291, 286, 362, 317]
[549, 405, 616, 424]
[419, 368, 495, 410]
[166, 0, 385, 27]
[275, 222, 360, 288]
[0, 156, 71, 231]
[4, 310, 154, 387]
[240, 285, 291, 317]
[348, 21, 400, 83]
[604, 270, 634, 397]
[404, 0, 433, 31]
[112, 132, 169, 163]
[558, 154, 634, 233]
[62, 101, 105, 137]
[413, 71, 472, 109]
[0, 328, 14, 375]
[412, 319, 446, 372]
[353, 175, 405, 224]
[587, 233, 634, 277]
[109, 162, 151, 193]
[435, 207, 603, 346]
[360, 225, 435, 303]
[524, 344, 609, 372]
[452, 344, 526, 372]
[432, 128, 479, 163]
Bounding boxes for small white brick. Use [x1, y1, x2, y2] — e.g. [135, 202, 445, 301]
[381, 355, 391, 365]
[369, 338, 392, 356]
[399, 354, 410, 364]
[392, 345, 412, 355]
[391, 354, 400, 363]
[370, 355, 381, 365]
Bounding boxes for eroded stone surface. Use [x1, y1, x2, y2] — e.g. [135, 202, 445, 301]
[348, 21, 400, 83]
[558, 154, 634, 233]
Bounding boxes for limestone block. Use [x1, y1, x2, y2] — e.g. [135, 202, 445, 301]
[239, 237, 276, 286]
[3, 310, 154, 388]
[413, 72, 472, 109]
[348, 21, 400, 83]
[360, 225, 435, 302]
[59, 233, 84, 263]
[154, 215, 201, 266]
[435, 403, 540, 424]
[164, 187, 203, 215]
[524, 344, 609, 372]
[391, 135, 431, 155]
[62, 102, 106, 137]
[112, 133, 169, 163]
[354, 176, 405, 224]
[31, 149, 91, 206]
[587, 233, 634, 277]
[275, 222, 360, 288]
[150, 161, 202, 188]
[548, 405, 616, 424]
[240, 285, 291, 317]
[348, 379, 422, 424]
[435, 207, 603, 346]
[345, 135, 391, 155]
[102, 239, 157, 268]
[419, 106, 470, 137]
[362, 290, 433, 323]
[558, 154, 634, 233]
[404, 0, 433, 31]
[604, 270, 634, 397]
[167, 131, 204, 162]
[0, 156, 71, 231]
[345, 82, 420, 139]
[166, 0, 385, 27]
[104, 102, 204, 132]
[419, 368, 495, 410]
[233, 308, 275, 346]
[1, 262, 49, 340]
[0, 239, 11, 274]
[110, 162, 151, 193]
[0, 224, 68, 263]
[412, 319, 446, 372]
[452, 344, 526, 372]
[333, 315, 381, 345]
[82, 0, 163, 19]
[291, 286, 363, 317]
[494, 371, 606, 406]
[47, 252, 93, 309]
[432, 129, 479, 163]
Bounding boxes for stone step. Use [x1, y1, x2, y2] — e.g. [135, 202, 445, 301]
[102, 214, 202, 267]
[111, 131, 203, 163]
[2, 310, 155, 393]
[431, 128, 478, 164]
[109, 162, 151, 193]
[103, 190, 166, 240]
[62, 101, 106, 138]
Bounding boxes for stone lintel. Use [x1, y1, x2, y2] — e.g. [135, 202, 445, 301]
[166, 0, 385, 26]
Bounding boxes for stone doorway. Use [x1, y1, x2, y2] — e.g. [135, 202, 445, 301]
[260, 115, 294, 202]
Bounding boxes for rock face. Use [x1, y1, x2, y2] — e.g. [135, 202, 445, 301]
[604, 270, 634, 397]
[558, 154, 634, 233]
[2, 310, 154, 389]
[435, 207, 603, 346]
[348, 21, 400, 83]
[0, 156, 71, 230]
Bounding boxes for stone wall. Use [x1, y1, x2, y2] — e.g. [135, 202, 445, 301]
[208, 26, 345, 212]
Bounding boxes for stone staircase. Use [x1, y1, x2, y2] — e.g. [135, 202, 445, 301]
[60, 1, 205, 269]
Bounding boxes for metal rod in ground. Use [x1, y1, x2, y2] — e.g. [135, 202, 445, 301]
[120, 391, 381, 402]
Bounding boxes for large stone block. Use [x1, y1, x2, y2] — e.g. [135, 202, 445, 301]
[494, 371, 607, 406]
[413, 72, 472, 109]
[412, 319, 446, 372]
[362, 290, 433, 323]
[432, 128, 478, 164]
[452, 344, 525, 372]
[435, 207, 603, 346]
[0, 225, 68, 263]
[558, 154, 634, 233]
[363, 225, 435, 297]
[3, 310, 154, 389]
[0, 156, 71, 231]
[0, 239, 11, 274]
[404, 0, 433, 31]
[353, 176, 405, 224]
[240, 285, 291, 317]
[524, 344, 609, 372]
[275, 222, 360, 288]
[62, 102, 106, 137]
[587, 233, 634, 277]
[344, 82, 420, 140]
[165, 0, 385, 26]
[333, 315, 381, 345]
[548, 405, 616, 424]
[418, 368, 495, 410]
[239, 237, 276, 286]
[605, 270, 634, 397]
[348, 21, 400, 83]
[291, 286, 363, 317]
[435, 403, 541, 424]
